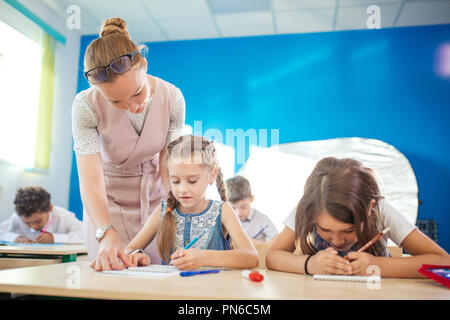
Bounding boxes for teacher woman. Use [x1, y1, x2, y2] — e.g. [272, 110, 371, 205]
[71, 18, 185, 270]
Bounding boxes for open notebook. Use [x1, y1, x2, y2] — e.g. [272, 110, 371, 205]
[101, 265, 228, 278]
[101, 265, 180, 278]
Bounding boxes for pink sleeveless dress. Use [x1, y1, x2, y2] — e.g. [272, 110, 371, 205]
[82, 76, 177, 263]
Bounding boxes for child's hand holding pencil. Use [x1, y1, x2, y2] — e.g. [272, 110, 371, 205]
[344, 251, 378, 276]
[36, 216, 55, 243]
[170, 248, 207, 270]
[344, 227, 390, 276]
[170, 229, 207, 268]
[35, 232, 54, 244]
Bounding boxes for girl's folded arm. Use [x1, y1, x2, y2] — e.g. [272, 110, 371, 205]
[266, 226, 309, 274]
[375, 229, 450, 278]
[211, 202, 258, 269]
[125, 204, 161, 253]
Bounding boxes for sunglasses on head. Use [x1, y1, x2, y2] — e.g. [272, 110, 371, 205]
[84, 50, 141, 84]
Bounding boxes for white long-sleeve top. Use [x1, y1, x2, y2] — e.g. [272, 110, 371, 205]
[0, 206, 84, 244]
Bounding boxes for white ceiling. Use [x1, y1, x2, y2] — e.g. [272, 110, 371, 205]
[42, 0, 450, 42]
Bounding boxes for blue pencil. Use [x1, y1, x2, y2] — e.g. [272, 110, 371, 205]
[184, 229, 207, 249]
[180, 269, 220, 277]
[252, 225, 269, 239]
[169, 229, 207, 265]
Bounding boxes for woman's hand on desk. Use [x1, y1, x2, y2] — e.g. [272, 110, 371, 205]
[170, 248, 205, 270]
[89, 230, 132, 271]
[308, 247, 352, 275]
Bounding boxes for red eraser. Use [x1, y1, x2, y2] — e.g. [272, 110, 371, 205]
[249, 271, 264, 282]
[242, 270, 264, 282]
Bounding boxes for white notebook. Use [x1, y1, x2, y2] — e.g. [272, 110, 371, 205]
[101, 265, 179, 278]
[313, 274, 381, 282]
[128, 265, 178, 273]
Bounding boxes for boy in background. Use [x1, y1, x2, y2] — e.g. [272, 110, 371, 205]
[225, 176, 278, 243]
[0, 186, 83, 244]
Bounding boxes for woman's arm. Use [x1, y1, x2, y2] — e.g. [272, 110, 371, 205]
[77, 154, 131, 270]
[124, 204, 162, 254]
[76, 154, 111, 229]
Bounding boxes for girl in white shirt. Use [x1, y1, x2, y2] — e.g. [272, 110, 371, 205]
[266, 157, 449, 278]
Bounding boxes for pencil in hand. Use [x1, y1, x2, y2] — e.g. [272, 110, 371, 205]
[342, 227, 390, 259]
[169, 229, 207, 264]
[357, 227, 391, 253]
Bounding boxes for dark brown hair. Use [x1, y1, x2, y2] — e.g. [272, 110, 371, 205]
[295, 157, 385, 256]
[14, 186, 51, 217]
[157, 135, 227, 263]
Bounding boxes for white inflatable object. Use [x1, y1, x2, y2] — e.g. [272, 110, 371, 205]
[237, 137, 419, 237]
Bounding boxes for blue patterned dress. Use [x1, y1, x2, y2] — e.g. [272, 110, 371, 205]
[160, 200, 230, 263]
[310, 226, 390, 257]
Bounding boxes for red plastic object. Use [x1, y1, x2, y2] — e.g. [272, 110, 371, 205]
[418, 265, 450, 289]
[248, 271, 264, 282]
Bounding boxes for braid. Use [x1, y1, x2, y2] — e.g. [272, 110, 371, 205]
[166, 190, 178, 211]
[166, 135, 185, 162]
[200, 138, 225, 201]
[215, 167, 227, 202]
[157, 191, 178, 264]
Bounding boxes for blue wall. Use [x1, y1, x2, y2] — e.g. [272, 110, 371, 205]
[70, 24, 450, 251]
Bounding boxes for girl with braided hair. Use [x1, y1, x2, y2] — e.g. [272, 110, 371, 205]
[117, 135, 259, 271]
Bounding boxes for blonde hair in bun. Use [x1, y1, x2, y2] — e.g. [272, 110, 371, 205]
[100, 17, 130, 38]
[84, 17, 146, 84]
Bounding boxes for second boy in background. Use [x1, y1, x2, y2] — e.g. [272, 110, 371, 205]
[226, 176, 278, 243]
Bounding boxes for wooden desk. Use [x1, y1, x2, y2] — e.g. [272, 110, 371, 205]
[0, 261, 448, 300]
[0, 244, 87, 270]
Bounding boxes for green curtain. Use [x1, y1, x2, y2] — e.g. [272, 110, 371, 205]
[34, 31, 55, 170]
